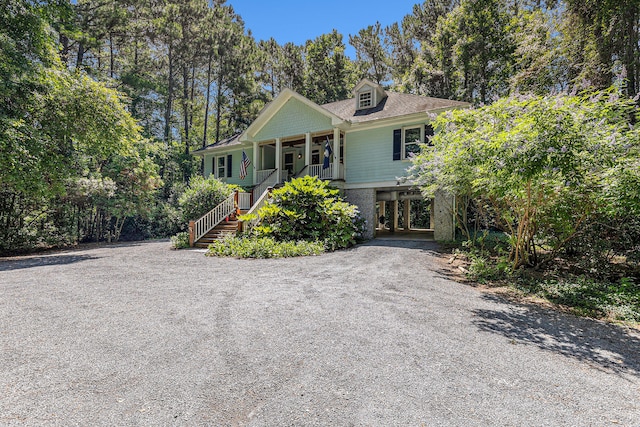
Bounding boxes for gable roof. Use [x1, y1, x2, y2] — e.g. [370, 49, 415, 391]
[240, 88, 345, 141]
[191, 133, 242, 156]
[322, 92, 470, 124]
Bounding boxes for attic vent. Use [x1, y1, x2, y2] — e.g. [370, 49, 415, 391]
[358, 91, 372, 109]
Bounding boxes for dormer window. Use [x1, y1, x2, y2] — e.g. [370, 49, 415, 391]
[358, 91, 372, 109]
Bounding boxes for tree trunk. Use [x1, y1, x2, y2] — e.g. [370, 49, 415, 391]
[76, 42, 85, 69]
[59, 34, 69, 65]
[202, 49, 214, 174]
[109, 32, 115, 79]
[182, 62, 190, 156]
[164, 42, 174, 146]
[215, 61, 224, 144]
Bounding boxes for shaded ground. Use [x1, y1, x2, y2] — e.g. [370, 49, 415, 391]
[1, 239, 639, 426]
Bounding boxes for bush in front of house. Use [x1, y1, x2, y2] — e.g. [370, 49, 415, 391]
[170, 231, 190, 249]
[206, 236, 324, 258]
[252, 176, 366, 250]
[178, 175, 237, 222]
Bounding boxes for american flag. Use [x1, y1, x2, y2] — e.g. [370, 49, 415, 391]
[239, 150, 251, 179]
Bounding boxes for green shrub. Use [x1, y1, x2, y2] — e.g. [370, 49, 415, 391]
[170, 231, 190, 249]
[178, 175, 236, 222]
[206, 236, 324, 258]
[252, 176, 366, 250]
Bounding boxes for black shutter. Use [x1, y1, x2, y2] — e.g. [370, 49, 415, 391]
[392, 129, 402, 160]
[227, 154, 232, 177]
[212, 157, 216, 177]
[425, 124, 434, 146]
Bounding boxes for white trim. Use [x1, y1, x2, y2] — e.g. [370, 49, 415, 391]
[358, 90, 373, 109]
[214, 155, 227, 179]
[344, 180, 417, 190]
[402, 125, 424, 160]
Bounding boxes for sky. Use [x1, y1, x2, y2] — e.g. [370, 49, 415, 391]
[227, 0, 420, 57]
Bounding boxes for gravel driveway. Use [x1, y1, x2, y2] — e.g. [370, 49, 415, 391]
[1, 239, 639, 426]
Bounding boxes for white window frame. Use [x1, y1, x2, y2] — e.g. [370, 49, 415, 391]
[358, 90, 373, 109]
[402, 126, 423, 159]
[215, 155, 226, 179]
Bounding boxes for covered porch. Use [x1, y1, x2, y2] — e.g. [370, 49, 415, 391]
[249, 128, 345, 186]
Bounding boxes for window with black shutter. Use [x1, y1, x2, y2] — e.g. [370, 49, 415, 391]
[392, 129, 402, 160]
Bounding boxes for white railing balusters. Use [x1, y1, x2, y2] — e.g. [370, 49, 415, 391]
[308, 164, 333, 180]
[305, 163, 344, 180]
[237, 192, 252, 210]
[192, 192, 237, 243]
[241, 187, 272, 233]
[253, 169, 278, 202]
[256, 168, 276, 183]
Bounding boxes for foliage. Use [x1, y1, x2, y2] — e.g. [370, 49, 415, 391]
[349, 22, 390, 84]
[521, 275, 640, 323]
[206, 236, 324, 258]
[303, 30, 358, 104]
[170, 231, 191, 249]
[454, 241, 640, 326]
[178, 175, 236, 222]
[0, 1, 160, 253]
[252, 176, 366, 251]
[410, 89, 640, 270]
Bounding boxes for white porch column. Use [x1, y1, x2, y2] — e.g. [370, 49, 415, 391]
[305, 132, 311, 167]
[252, 141, 258, 184]
[275, 137, 282, 183]
[332, 128, 340, 180]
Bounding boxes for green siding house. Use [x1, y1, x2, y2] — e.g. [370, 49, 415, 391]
[192, 79, 468, 240]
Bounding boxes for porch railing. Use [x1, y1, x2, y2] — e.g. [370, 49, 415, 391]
[256, 168, 276, 183]
[294, 165, 309, 179]
[253, 169, 278, 202]
[241, 187, 272, 233]
[307, 163, 344, 180]
[237, 192, 251, 210]
[189, 192, 236, 246]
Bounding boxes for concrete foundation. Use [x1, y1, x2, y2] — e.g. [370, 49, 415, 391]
[433, 190, 455, 241]
[344, 188, 376, 240]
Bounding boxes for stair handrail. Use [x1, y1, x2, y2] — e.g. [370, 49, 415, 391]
[241, 187, 272, 233]
[294, 164, 309, 179]
[252, 168, 278, 202]
[189, 191, 237, 246]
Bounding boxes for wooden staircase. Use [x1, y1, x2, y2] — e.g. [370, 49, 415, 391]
[193, 220, 239, 248]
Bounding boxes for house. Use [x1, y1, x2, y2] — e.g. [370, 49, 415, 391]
[192, 78, 469, 241]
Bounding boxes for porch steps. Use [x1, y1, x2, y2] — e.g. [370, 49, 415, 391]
[194, 220, 239, 248]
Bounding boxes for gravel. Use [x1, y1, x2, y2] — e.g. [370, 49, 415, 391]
[1, 239, 639, 426]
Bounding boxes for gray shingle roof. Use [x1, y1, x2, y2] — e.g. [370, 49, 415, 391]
[192, 133, 242, 154]
[322, 92, 469, 123]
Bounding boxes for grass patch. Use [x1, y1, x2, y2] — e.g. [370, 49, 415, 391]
[206, 236, 324, 258]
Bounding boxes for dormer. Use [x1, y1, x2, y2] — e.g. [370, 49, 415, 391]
[353, 78, 386, 111]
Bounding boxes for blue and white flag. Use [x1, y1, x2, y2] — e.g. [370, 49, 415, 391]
[239, 151, 251, 179]
[323, 137, 332, 169]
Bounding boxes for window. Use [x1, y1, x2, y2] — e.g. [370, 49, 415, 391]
[358, 91, 372, 109]
[215, 156, 226, 178]
[403, 126, 423, 158]
[284, 152, 294, 174]
[312, 149, 320, 165]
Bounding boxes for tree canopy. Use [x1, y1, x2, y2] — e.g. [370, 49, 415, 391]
[4, 0, 640, 253]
